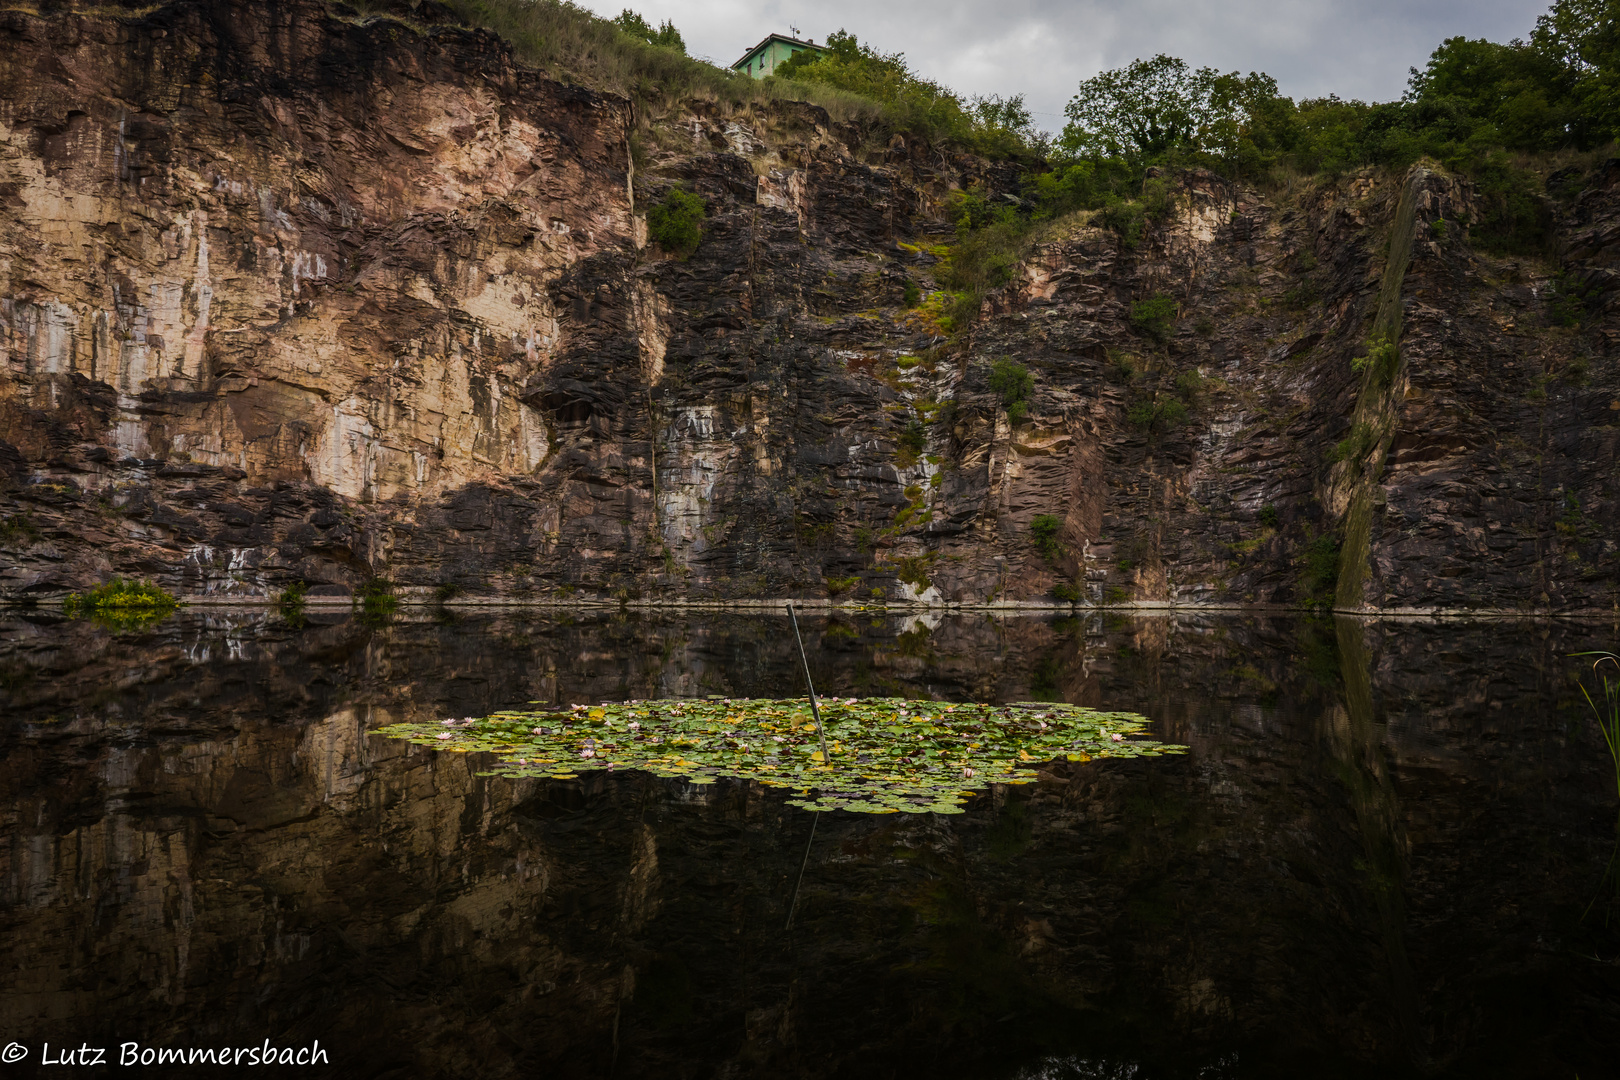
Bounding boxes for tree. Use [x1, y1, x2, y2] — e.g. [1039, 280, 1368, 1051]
[988, 359, 1034, 421]
[1405, 36, 1572, 152]
[612, 9, 684, 53]
[1531, 0, 1620, 146]
[1063, 55, 1223, 159]
[970, 94, 1035, 140]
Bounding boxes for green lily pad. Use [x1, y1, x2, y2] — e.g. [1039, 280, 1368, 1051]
[375, 698, 1184, 814]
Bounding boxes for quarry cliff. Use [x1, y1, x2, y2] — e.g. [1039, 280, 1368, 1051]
[1, 0, 1617, 612]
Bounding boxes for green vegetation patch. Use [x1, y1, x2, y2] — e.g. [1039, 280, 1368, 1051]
[1030, 513, 1064, 562]
[989, 359, 1034, 421]
[62, 577, 180, 629]
[648, 187, 706, 257]
[377, 697, 1183, 813]
[1130, 294, 1179, 342]
[773, 31, 1038, 155]
[825, 575, 860, 596]
[356, 578, 398, 620]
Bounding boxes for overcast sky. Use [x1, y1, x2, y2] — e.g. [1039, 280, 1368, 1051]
[578, 0, 1554, 132]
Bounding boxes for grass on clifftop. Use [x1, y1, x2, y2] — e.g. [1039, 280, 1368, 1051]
[355, 0, 1033, 153]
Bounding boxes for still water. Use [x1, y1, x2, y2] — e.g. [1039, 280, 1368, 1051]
[1, 609, 1616, 1078]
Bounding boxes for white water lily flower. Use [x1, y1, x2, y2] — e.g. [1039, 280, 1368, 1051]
[441, 719, 455, 725]
[628, 721, 641, 731]
[436, 732, 453, 740]
[1111, 733, 1124, 741]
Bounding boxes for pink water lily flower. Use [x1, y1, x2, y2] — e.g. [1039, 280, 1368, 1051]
[436, 732, 453, 740]
[1111, 733, 1124, 741]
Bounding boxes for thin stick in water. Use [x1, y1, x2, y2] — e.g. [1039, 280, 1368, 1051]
[785, 810, 818, 931]
[786, 603, 832, 767]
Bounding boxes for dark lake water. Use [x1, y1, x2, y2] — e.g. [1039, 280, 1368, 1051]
[1, 608, 1617, 1079]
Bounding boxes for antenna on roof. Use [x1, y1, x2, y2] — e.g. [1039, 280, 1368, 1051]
[789, 24, 800, 36]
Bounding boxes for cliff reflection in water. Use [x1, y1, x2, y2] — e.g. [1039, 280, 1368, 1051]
[0, 610, 1616, 1079]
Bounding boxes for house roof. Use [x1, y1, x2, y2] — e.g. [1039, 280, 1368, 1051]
[730, 33, 821, 69]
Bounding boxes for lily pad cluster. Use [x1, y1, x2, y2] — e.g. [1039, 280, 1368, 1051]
[375, 697, 1183, 814]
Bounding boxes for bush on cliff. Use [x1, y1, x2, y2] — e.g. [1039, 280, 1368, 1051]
[1030, 514, 1064, 562]
[1130, 295, 1178, 343]
[1127, 395, 1189, 432]
[63, 578, 179, 617]
[63, 578, 181, 629]
[773, 31, 1039, 156]
[610, 8, 683, 52]
[387, 2, 1039, 157]
[988, 360, 1034, 422]
[1043, 0, 1617, 255]
[648, 188, 705, 257]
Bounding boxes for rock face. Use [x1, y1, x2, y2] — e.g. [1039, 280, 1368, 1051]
[0, 0, 1616, 611]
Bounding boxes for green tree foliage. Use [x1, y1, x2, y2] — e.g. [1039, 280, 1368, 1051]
[988, 359, 1034, 421]
[611, 8, 684, 52]
[772, 30, 1037, 154]
[1531, 0, 1620, 147]
[63, 578, 178, 617]
[1062, 54, 1277, 162]
[1126, 396, 1188, 432]
[898, 419, 928, 456]
[1130, 295, 1178, 342]
[648, 187, 706, 257]
[1039, 0, 1617, 258]
[1030, 514, 1064, 561]
[62, 577, 180, 629]
[1302, 534, 1342, 608]
[933, 186, 1030, 326]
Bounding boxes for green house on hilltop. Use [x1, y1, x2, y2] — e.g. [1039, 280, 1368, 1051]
[731, 33, 822, 78]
